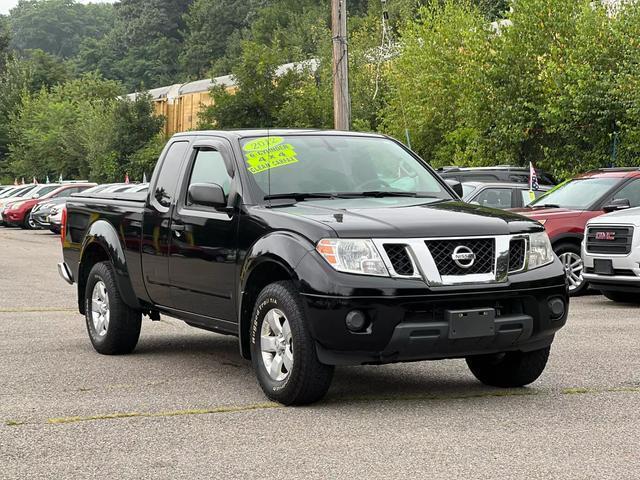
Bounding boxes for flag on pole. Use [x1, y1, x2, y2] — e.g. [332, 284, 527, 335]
[143, 172, 147, 183]
[529, 162, 539, 191]
[124, 172, 130, 184]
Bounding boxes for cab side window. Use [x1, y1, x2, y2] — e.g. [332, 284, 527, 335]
[188, 149, 232, 196]
[610, 178, 640, 207]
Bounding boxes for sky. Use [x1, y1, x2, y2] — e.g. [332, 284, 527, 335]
[0, 0, 116, 15]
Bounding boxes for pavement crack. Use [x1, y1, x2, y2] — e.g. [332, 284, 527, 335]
[5, 384, 640, 428]
[44, 402, 282, 425]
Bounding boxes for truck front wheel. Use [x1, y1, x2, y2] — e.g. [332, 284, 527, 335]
[84, 261, 142, 355]
[466, 346, 550, 388]
[250, 281, 334, 405]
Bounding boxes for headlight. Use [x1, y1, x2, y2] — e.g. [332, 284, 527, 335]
[528, 231, 554, 269]
[50, 207, 59, 215]
[316, 239, 389, 276]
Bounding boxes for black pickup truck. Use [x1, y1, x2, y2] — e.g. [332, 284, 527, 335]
[59, 130, 568, 405]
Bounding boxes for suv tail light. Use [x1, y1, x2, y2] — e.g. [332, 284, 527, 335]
[60, 205, 67, 245]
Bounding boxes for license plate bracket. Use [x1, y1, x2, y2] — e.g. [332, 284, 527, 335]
[593, 259, 614, 275]
[446, 308, 496, 339]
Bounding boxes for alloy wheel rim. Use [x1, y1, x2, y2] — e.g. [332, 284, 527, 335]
[91, 281, 110, 337]
[559, 252, 584, 291]
[260, 308, 293, 382]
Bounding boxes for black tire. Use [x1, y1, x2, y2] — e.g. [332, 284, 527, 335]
[250, 281, 334, 405]
[601, 290, 640, 304]
[555, 242, 588, 296]
[466, 346, 550, 388]
[84, 261, 142, 355]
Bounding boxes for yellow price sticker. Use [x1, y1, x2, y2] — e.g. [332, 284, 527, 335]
[243, 137, 299, 175]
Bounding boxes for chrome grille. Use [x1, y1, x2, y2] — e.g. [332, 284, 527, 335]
[425, 238, 495, 276]
[383, 244, 414, 276]
[508, 238, 526, 272]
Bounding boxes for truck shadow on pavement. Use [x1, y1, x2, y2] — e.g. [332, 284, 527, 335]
[130, 332, 524, 404]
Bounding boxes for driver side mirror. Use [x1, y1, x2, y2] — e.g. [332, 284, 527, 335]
[445, 179, 464, 198]
[188, 183, 226, 208]
[603, 198, 630, 213]
[31, 193, 40, 199]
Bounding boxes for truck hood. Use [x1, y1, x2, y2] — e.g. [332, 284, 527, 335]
[263, 198, 543, 239]
[587, 206, 640, 227]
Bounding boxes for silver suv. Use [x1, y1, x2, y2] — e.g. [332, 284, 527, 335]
[582, 206, 640, 303]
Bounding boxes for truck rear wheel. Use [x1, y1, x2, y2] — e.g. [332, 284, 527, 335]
[466, 346, 550, 387]
[84, 261, 141, 355]
[601, 290, 640, 304]
[250, 281, 334, 405]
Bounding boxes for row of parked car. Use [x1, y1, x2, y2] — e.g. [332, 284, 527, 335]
[0, 182, 148, 233]
[440, 165, 640, 300]
[4, 163, 640, 303]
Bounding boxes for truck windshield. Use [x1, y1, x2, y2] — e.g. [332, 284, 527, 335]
[529, 177, 619, 209]
[239, 135, 452, 201]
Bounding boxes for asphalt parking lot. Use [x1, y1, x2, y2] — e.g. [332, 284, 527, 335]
[1, 228, 639, 479]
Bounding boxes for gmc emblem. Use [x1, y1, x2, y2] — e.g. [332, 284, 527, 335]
[595, 231, 616, 241]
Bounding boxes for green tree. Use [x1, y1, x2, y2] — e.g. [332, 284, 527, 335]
[0, 16, 11, 74]
[383, 0, 640, 178]
[382, 1, 488, 164]
[198, 41, 303, 128]
[76, 0, 191, 90]
[9, 0, 115, 58]
[0, 58, 30, 179]
[8, 73, 123, 179]
[180, 0, 264, 78]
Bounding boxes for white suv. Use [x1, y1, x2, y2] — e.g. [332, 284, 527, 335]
[582, 206, 640, 303]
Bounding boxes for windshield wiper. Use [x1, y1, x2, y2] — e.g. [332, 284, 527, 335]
[341, 191, 438, 198]
[528, 203, 561, 209]
[264, 192, 337, 201]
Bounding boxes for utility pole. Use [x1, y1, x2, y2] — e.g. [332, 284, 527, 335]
[332, 0, 350, 130]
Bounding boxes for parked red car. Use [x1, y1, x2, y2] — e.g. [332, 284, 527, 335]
[3, 182, 96, 229]
[513, 168, 640, 295]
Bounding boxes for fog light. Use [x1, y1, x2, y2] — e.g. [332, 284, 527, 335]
[548, 297, 566, 320]
[345, 310, 368, 332]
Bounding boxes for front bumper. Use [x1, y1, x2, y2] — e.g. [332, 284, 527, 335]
[582, 239, 640, 292]
[31, 211, 51, 227]
[3, 210, 26, 225]
[302, 284, 568, 366]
